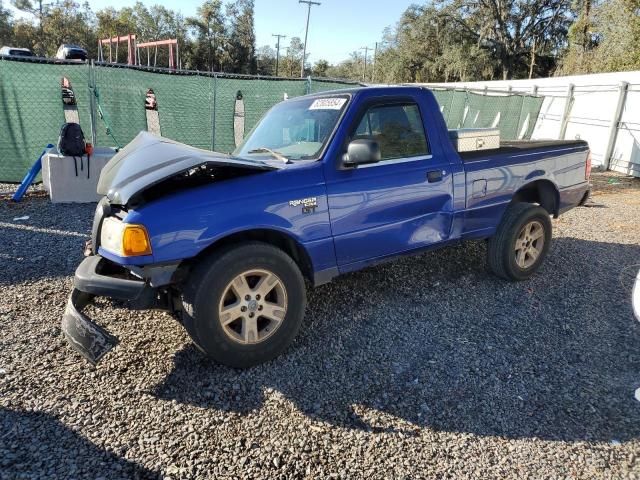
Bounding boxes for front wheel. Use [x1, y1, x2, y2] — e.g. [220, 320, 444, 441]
[181, 242, 306, 368]
[487, 202, 552, 281]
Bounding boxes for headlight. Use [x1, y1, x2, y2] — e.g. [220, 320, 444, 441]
[100, 217, 152, 257]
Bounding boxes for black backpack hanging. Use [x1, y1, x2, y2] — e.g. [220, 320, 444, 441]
[57, 122, 89, 178]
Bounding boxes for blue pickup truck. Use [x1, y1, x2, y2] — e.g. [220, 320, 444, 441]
[62, 86, 591, 368]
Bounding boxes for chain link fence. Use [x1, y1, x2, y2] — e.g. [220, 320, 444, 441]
[0, 57, 360, 182]
[431, 88, 544, 140]
[0, 55, 546, 183]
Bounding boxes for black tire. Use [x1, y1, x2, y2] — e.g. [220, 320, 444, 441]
[487, 202, 552, 281]
[181, 242, 306, 368]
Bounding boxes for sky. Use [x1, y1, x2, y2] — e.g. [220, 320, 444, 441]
[6, 0, 417, 64]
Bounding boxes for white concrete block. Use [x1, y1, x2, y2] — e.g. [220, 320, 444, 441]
[42, 147, 116, 203]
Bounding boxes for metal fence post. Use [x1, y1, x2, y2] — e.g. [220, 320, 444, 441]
[516, 90, 526, 138]
[559, 83, 574, 140]
[462, 88, 470, 127]
[88, 60, 97, 145]
[603, 81, 629, 170]
[447, 88, 455, 124]
[211, 74, 217, 151]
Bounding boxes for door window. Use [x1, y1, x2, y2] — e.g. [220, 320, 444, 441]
[353, 103, 430, 161]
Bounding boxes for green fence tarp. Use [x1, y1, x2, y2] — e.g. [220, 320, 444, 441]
[0, 61, 91, 182]
[0, 57, 544, 183]
[431, 89, 544, 140]
[0, 59, 356, 181]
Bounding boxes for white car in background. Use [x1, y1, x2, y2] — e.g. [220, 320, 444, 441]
[0, 46, 35, 57]
[55, 44, 87, 61]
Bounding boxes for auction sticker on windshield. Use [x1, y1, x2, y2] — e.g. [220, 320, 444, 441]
[309, 98, 347, 110]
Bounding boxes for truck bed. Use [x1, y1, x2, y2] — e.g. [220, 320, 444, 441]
[459, 139, 588, 161]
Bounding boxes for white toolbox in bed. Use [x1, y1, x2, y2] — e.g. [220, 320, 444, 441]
[448, 128, 500, 152]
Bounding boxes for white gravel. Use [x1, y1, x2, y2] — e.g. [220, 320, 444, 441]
[1, 173, 639, 479]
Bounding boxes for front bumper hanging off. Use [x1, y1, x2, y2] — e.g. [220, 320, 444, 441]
[62, 289, 120, 365]
[61, 255, 151, 365]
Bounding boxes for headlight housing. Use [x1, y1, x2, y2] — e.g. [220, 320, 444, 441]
[100, 217, 152, 257]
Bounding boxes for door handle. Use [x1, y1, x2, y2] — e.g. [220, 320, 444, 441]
[427, 170, 444, 183]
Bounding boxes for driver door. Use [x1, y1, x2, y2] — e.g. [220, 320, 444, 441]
[324, 97, 455, 269]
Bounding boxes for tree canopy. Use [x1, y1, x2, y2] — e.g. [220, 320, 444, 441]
[3, 0, 257, 73]
[326, 0, 639, 82]
[1, 0, 638, 80]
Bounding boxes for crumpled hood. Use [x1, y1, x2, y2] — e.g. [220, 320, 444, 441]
[98, 132, 282, 205]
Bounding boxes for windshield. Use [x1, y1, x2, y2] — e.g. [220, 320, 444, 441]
[10, 49, 33, 57]
[234, 95, 349, 161]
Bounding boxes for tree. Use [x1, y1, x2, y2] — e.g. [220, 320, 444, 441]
[434, 0, 572, 80]
[0, 1, 12, 46]
[42, 1, 96, 58]
[331, 0, 575, 84]
[185, 0, 226, 71]
[560, 0, 640, 74]
[256, 44, 276, 75]
[95, 6, 136, 41]
[312, 59, 329, 77]
[360, 6, 494, 84]
[326, 51, 364, 81]
[225, 0, 256, 74]
[281, 36, 304, 77]
[11, 0, 55, 54]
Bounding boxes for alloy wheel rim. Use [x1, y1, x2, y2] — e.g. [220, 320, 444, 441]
[514, 220, 545, 269]
[218, 269, 287, 345]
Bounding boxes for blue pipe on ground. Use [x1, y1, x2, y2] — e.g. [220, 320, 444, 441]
[11, 144, 55, 202]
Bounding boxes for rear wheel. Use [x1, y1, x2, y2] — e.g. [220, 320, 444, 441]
[487, 202, 552, 281]
[181, 242, 306, 368]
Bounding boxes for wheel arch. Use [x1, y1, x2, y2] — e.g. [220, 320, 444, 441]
[510, 179, 560, 218]
[191, 228, 315, 284]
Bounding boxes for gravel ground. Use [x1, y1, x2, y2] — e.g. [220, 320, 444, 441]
[1, 172, 639, 479]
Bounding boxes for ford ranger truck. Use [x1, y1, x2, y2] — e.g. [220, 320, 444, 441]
[62, 86, 591, 368]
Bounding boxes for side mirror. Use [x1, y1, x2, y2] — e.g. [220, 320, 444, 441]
[343, 139, 381, 167]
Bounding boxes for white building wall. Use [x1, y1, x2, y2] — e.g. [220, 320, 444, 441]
[420, 71, 640, 176]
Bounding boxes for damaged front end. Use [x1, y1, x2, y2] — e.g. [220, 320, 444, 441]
[98, 131, 282, 207]
[62, 290, 118, 365]
[62, 132, 283, 365]
[61, 255, 164, 364]
[62, 132, 283, 364]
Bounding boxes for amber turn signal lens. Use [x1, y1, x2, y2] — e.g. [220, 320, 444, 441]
[122, 225, 152, 256]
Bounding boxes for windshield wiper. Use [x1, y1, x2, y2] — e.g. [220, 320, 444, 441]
[247, 147, 288, 164]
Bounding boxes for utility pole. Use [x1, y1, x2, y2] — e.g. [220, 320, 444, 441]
[34, 0, 57, 55]
[272, 34, 286, 76]
[360, 46, 371, 82]
[299, 0, 320, 78]
[372, 42, 378, 84]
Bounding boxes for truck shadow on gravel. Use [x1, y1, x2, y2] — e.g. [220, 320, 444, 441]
[0, 407, 158, 479]
[154, 237, 640, 442]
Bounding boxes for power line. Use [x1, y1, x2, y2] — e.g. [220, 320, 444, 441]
[272, 34, 286, 76]
[299, 0, 321, 78]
